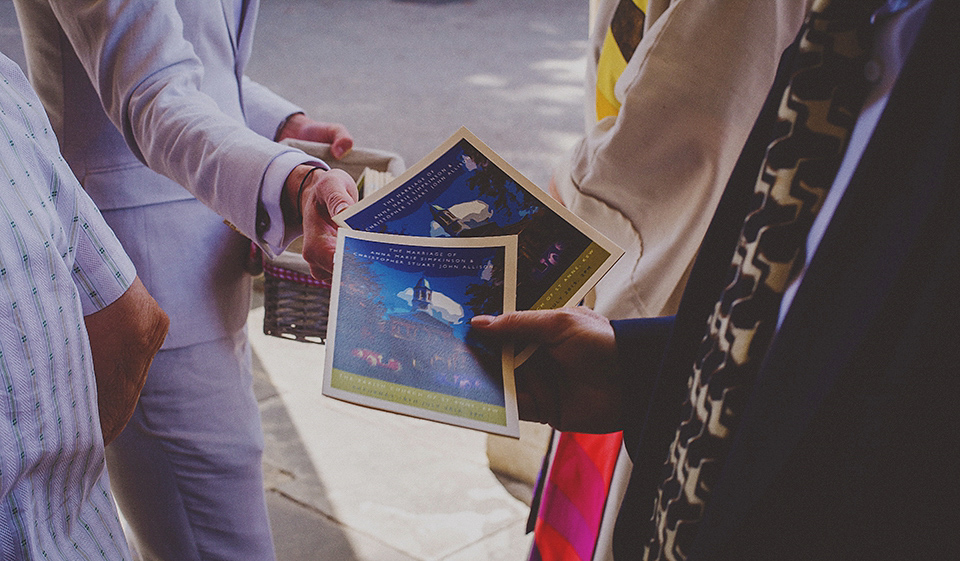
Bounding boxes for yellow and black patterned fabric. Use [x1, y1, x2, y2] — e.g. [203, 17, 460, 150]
[596, 0, 648, 120]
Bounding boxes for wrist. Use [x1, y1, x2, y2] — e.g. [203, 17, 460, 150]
[274, 111, 306, 141]
[283, 163, 327, 225]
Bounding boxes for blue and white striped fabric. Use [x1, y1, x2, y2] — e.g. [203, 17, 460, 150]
[0, 52, 136, 560]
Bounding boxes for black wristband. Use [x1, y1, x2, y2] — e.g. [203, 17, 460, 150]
[296, 165, 326, 221]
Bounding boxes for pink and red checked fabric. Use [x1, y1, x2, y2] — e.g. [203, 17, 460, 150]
[529, 432, 623, 561]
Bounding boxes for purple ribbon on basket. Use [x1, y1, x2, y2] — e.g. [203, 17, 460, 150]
[262, 261, 332, 289]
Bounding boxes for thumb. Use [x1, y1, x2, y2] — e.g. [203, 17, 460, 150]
[330, 135, 354, 160]
[313, 168, 357, 217]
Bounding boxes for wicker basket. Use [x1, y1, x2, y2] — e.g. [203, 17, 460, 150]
[261, 140, 405, 343]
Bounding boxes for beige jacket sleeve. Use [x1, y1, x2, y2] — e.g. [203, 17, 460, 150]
[555, 0, 813, 319]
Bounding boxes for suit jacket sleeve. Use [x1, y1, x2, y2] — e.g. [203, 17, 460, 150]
[611, 316, 674, 440]
[37, 0, 305, 243]
[241, 74, 304, 141]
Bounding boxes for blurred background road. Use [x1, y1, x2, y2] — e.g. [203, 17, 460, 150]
[248, 0, 588, 189]
[0, 1, 588, 559]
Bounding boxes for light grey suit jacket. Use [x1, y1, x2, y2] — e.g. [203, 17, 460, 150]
[15, 0, 311, 348]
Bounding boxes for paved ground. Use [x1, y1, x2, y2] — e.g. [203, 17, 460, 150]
[251, 297, 540, 561]
[1, 1, 587, 558]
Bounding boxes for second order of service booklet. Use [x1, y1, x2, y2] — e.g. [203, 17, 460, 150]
[322, 127, 622, 437]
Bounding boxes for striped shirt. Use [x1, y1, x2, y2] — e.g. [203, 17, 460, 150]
[1, 52, 136, 560]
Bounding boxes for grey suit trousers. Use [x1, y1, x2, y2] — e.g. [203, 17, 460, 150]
[105, 328, 275, 561]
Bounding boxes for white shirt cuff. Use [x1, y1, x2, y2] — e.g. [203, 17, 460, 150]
[259, 150, 328, 257]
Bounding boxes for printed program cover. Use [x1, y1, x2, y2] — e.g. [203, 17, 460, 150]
[334, 127, 622, 314]
[323, 229, 520, 437]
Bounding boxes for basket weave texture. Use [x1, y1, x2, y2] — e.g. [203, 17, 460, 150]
[261, 140, 405, 343]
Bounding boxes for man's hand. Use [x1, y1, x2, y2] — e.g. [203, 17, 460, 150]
[471, 307, 624, 434]
[276, 113, 354, 159]
[276, 114, 357, 277]
[84, 277, 169, 445]
[282, 164, 358, 278]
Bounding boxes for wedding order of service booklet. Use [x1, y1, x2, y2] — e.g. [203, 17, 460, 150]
[322, 127, 623, 437]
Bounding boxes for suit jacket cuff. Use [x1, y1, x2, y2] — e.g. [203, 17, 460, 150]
[258, 150, 328, 258]
[611, 316, 674, 455]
